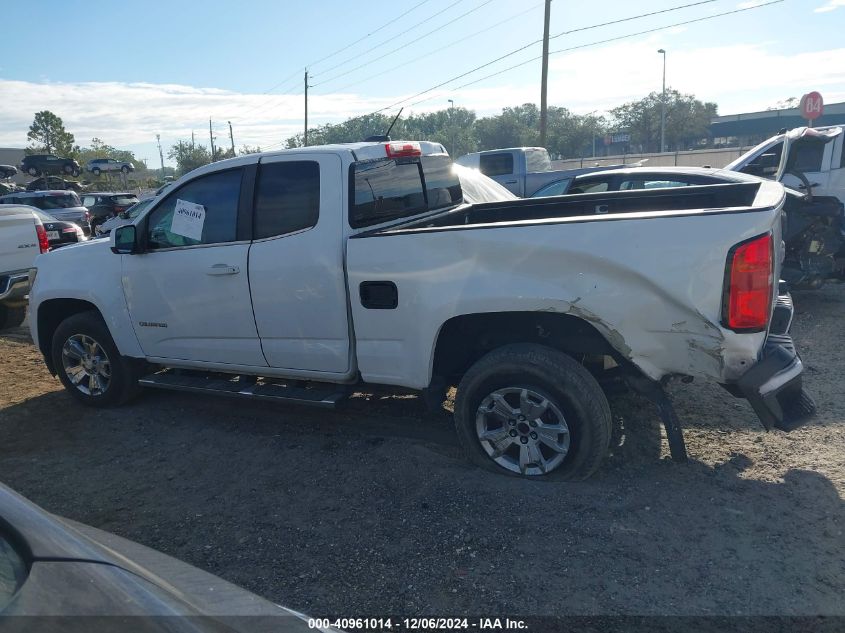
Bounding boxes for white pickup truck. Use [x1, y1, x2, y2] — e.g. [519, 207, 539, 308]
[0, 204, 50, 330]
[28, 141, 815, 479]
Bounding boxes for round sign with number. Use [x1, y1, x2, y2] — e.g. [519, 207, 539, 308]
[800, 91, 824, 121]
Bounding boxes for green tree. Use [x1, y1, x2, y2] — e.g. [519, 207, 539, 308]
[610, 90, 717, 152]
[474, 104, 541, 151]
[168, 141, 211, 176]
[26, 110, 76, 156]
[239, 144, 262, 155]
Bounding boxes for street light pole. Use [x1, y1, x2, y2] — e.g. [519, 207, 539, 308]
[448, 99, 455, 155]
[658, 48, 666, 153]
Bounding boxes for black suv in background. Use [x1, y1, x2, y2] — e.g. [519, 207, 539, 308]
[20, 154, 81, 177]
[80, 192, 140, 229]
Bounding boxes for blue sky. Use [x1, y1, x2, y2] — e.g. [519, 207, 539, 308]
[1, 0, 843, 165]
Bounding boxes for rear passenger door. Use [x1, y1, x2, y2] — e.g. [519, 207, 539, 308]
[248, 153, 351, 375]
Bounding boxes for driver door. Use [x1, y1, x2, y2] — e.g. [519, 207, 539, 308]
[121, 163, 266, 367]
[779, 136, 835, 197]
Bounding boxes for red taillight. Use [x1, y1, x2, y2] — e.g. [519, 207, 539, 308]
[35, 223, 50, 253]
[385, 141, 421, 158]
[724, 233, 773, 331]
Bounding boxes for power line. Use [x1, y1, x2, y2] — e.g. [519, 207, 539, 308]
[311, 0, 470, 79]
[316, 2, 543, 95]
[312, 0, 497, 89]
[357, 0, 780, 117]
[308, 0, 434, 69]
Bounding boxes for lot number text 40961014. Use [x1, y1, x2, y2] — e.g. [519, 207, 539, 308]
[308, 618, 528, 630]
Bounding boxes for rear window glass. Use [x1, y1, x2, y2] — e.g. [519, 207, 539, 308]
[30, 193, 80, 210]
[111, 196, 139, 206]
[479, 153, 514, 177]
[350, 155, 461, 228]
[525, 149, 551, 173]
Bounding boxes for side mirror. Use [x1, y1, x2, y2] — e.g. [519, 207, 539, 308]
[111, 225, 139, 254]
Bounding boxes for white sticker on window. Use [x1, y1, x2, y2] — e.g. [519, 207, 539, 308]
[170, 199, 205, 241]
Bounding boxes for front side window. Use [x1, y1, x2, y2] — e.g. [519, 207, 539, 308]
[533, 179, 571, 198]
[788, 140, 826, 173]
[254, 161, 320, 239]
[479, 153, 514, 177]
[146, 168, 242, 249]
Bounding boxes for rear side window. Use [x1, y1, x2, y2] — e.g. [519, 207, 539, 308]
[350, 155, 461, 228]
[789, 141, 825, 173]
[146, 168, 242, 248]
[479, 153, 514, 177]
[82, 196, 96, 207]
[254, 161, 320, 239]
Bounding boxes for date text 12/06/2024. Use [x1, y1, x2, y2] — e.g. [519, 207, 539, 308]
[307, 618, 528, 630]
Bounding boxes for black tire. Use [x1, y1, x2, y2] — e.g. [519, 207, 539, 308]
[0, 304, 26, 330]
[92, 168, 101, 176]
[72, 169, 80, 177]
[51, 311, 142, 407]
[121, 165, 129, 174]
[454, 344, 611, 480]
[27, 167, 38, 176]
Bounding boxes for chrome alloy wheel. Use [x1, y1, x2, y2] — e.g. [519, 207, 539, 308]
[61, 334, 112, 396]
[475, 387, 570, 476]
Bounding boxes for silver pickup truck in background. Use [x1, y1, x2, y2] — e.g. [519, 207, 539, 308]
[0, 204, 49, 329]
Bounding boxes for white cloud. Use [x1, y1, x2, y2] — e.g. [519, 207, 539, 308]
[1, 38, 843, 161]
[814, 0, 845, 12]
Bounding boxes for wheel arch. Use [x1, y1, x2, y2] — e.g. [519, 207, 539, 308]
[36, 298, 103, 374]
[429, 311, 623, 388]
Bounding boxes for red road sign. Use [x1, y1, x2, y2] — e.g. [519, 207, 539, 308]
[800, 92, 824, 121]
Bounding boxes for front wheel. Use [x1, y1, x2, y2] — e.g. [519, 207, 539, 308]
[121, 166, 129, 174]
[28, 167, 38, 176]
[51, 311, 141, 406]
[92, 168, 101, 176]
[454, 344, 611, 480]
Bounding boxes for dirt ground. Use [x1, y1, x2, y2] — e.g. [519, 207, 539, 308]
[0, 286, 843, 617]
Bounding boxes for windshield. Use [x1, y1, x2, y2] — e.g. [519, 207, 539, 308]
[32, 209, 58, 223]
[30, 193, 81, 210]
[350, 154, 462, 228]
[724, 137, 781, 171]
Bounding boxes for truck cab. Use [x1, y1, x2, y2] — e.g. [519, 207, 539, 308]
[726, 125, 844, 202]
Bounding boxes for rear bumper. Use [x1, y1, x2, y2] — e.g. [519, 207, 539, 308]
[735, 291, 816, 431]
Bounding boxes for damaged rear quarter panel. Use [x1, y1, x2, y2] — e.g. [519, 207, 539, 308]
[346, 206, 779, 389]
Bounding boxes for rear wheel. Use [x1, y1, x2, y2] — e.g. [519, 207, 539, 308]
[27, 167, 38, 176]
[121, 165, 129, 174]
[0, 304, 26, 330]
[454, 344, 611, 480]
[92, 168, 101, 176]
[51, 311, 142, 407]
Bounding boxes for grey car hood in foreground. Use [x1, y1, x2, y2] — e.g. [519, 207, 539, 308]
[0, 483, 330, 632]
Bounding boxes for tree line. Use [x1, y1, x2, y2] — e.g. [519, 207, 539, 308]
[24, 88, 717, 178]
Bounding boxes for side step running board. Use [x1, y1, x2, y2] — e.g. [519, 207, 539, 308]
[138, 371, 348, 409]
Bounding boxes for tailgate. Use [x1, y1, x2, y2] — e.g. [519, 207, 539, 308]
[0, 206, 39, 276]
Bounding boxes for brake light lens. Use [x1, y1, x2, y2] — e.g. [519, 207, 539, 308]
[35, 223, 50, 253]
[724, 233, 773, 331]
[385, 141, 421, 158]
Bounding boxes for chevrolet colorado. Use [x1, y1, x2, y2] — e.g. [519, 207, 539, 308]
[28, 141, 815, 479]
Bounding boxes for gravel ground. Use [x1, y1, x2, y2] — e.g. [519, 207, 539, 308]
[0, 286, 843, 617]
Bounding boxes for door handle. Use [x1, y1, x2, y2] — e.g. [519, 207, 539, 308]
[797, 183, 820, 190]
[504, 180, 518, 184]
[206, 264, 240, 276]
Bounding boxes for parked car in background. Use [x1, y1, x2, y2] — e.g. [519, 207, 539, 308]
[94, 197, 154, 237]
[20, 154, 80, 177]
[0, 191, 93, 235]
[0, 165, 17, 179]
[455, 147, 629, 197]
[29, 141, 814, 479]
[0, 204, 49, 330]
[80, 192, 140, 230]
[86, 158, 135, 175]
[0, 483, 326, 630]
[725, 125, 844, 205]
[31, 209, 88, 249]
[26, 176, 84, 192]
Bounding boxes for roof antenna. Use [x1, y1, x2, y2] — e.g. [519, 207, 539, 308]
[364, 108, 404, 142]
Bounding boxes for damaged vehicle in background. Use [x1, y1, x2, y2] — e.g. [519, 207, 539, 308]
[29, 140, 815, 480]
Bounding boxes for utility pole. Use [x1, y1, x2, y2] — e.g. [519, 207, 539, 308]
[209, 119, 216, 161]
[228, 121, 236, 156]
[658, 48, 667, 153]
[304, 69, 309, 147]
[156, 134, 164, 175]
[539, 0, 551, 148]
[191, 130, 195, 148]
